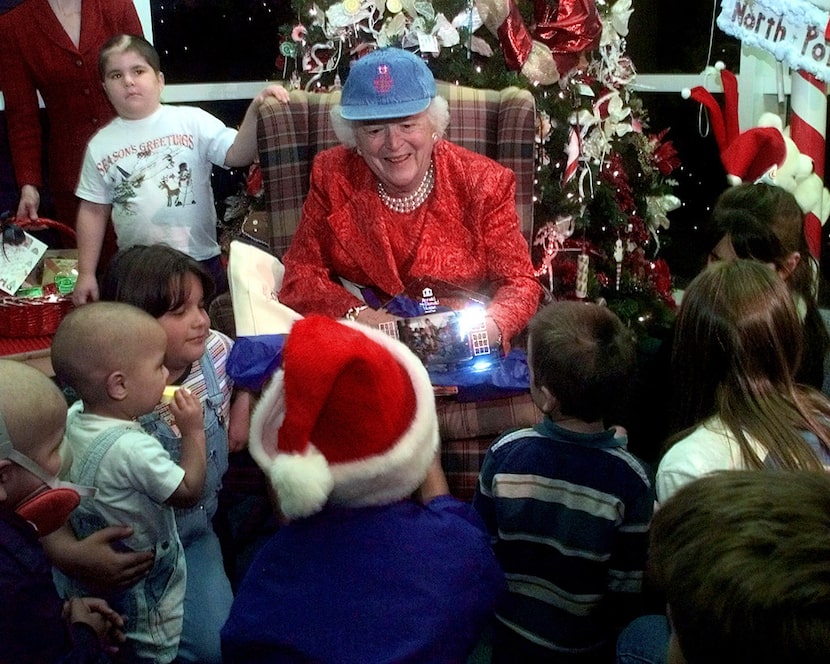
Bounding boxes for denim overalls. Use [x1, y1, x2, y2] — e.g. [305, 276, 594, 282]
[139, 351, 233, 664]
[56, 425, 185, 664]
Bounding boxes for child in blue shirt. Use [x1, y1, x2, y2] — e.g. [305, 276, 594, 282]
[221, 315, 505, 663]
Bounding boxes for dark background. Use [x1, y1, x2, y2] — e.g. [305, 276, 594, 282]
[0, 0, 815, 286]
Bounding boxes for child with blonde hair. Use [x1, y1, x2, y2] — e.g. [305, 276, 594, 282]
[0, 360, 124, 663]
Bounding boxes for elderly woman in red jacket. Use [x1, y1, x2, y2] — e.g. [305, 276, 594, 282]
[0, 0, 142, 226]
[279, 48, 542, 349]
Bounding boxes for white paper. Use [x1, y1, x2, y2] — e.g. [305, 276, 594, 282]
[0, 231, 48, 296]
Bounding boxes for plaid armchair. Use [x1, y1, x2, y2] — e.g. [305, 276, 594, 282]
[254, 82, 542, 500]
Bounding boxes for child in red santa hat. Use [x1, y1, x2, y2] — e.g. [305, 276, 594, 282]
[221, 315, 505, 663]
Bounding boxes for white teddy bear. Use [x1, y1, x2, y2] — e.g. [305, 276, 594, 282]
[749, 112, 830, 227]
[682, 63, 830, 259]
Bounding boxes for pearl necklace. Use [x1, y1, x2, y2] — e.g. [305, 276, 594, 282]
[377, 163, 435, 214]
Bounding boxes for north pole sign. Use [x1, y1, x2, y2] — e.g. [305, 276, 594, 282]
[717, 0, 830, 82]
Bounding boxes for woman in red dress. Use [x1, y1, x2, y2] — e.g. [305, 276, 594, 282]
[0, 0, 143, 229]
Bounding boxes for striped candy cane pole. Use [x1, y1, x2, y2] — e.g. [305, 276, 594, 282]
[575, 252, 589, 299]
[790, 70, 827, 260]
[563, 127, 580, 184]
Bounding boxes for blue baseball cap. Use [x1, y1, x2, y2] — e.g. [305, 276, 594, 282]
[340, 48, 436, 121]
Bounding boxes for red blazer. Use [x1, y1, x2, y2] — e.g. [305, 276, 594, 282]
[0, 0, 142, 198]
[280, 141, 542, 344]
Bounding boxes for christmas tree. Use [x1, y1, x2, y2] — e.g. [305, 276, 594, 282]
[275, 0, 682, 338]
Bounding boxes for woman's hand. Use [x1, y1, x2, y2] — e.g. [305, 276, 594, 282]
[42, 524, 154, 594]
[353, 307, 400, 329]
[65, 597, 126, 652]
[484, 315, 503, 351]
[16, 184, 40, 223]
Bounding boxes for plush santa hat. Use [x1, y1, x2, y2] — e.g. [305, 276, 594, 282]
[683, 63, 830, 259]
[719, 126, 788, 185]
[682, 63, 787, 185]
[248, 315, 439, 520]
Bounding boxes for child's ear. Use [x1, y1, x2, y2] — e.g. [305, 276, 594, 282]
[778, 251, 801, 280]
[106, 371, 128, 401]
[538, 384, 557, 415]
[665, 605, 687, 664]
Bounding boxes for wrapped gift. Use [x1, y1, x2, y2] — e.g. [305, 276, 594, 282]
[40, 250, 78, 295]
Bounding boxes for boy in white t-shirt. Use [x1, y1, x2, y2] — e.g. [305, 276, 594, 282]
[73, 33, 288, 304]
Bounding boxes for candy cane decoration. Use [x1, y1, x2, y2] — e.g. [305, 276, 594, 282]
[533, 215, 574, 292]
[563, 127, 581, 184]
[575, 252, 589, 299]
[302, 42, 340, 91]
[789, 69, 826, 260]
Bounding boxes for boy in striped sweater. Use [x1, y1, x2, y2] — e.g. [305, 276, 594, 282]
[474, 301, 654, 663]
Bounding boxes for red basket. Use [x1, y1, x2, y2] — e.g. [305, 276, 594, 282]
[0, 295, 75, 337]
[0, 218, 77, 338]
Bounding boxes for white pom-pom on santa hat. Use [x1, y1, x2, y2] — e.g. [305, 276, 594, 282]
[268, 443, 334, 520]
[248, 315, 439, 521]
[247, 368, 334, 519]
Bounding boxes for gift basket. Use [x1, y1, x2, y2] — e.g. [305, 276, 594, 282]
[0, 218, 77, 338]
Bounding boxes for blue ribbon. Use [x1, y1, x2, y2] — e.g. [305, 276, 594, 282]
[490, 349, 531, 390]
[227, 334, 287, 391]
[428, 349, 530, 390]
[384, 293, 431, 318]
